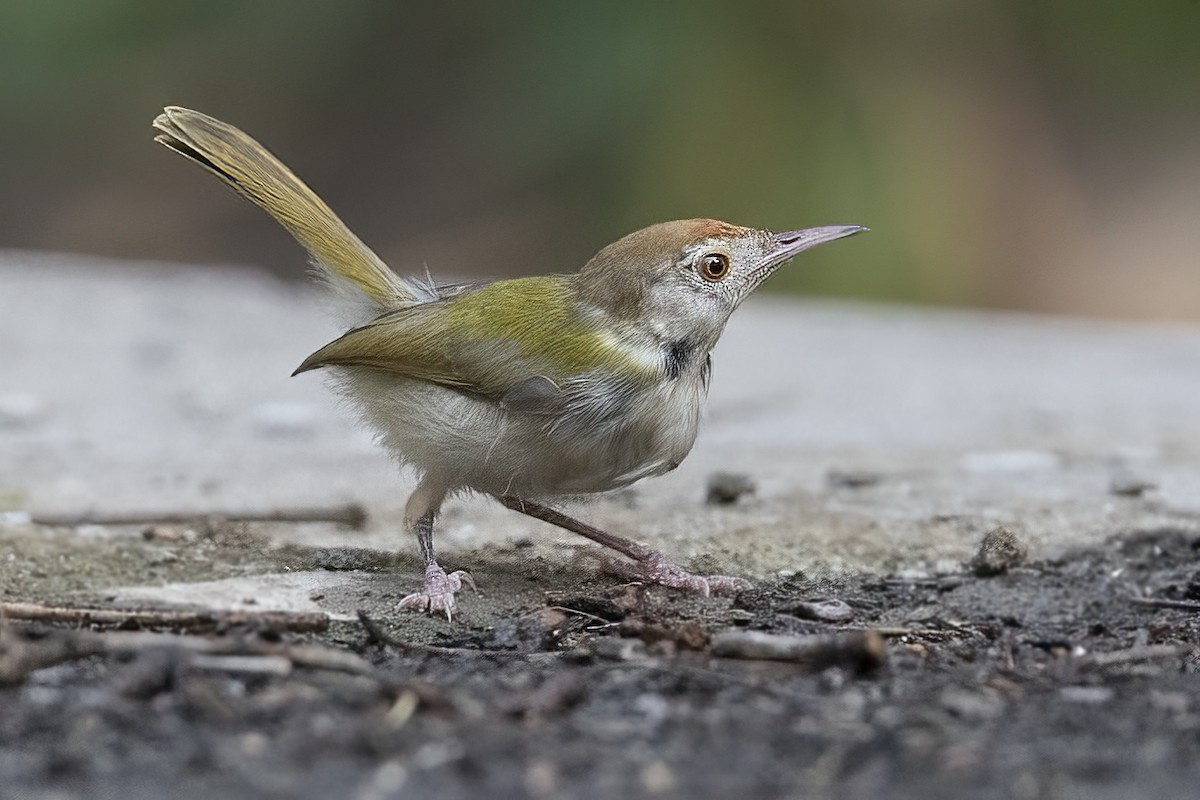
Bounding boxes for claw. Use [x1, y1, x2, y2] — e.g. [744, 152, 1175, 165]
[455, 570, 477, 593]
[398, 563, 474, 618]
[596, 550, 750, 596]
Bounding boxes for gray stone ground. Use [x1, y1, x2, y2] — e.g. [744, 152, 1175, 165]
[3, 250, 1200, 610]
[5, 251, 1200, 800]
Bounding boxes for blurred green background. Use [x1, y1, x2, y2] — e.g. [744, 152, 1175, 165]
[2, 0, 1198, 319]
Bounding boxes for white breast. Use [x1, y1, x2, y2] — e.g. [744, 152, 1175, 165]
[333, 356, 711, 499]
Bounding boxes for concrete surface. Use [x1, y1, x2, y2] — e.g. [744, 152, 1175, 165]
[3, 249, 1200, 613]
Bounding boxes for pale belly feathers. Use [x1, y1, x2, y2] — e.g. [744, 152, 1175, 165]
[335, 363, 709, 498]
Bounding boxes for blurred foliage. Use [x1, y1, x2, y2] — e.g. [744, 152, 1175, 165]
[1, 0, 1198, 318]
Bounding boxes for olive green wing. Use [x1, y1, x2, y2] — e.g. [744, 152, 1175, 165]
[292, 277, 663, 408]
[292, 300, 476, 388]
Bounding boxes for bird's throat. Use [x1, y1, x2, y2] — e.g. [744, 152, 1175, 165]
[665, 340, 698, 380]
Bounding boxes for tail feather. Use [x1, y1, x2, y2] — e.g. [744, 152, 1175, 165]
[153, 106, 432, 307]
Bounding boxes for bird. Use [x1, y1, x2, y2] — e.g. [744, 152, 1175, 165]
[152, 106, 866, 618]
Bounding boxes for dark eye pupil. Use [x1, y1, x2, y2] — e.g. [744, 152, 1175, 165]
[702, 254, 728, 278]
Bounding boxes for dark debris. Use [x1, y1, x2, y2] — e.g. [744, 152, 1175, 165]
[704, 472, 756, 505]
[3, 529, 1200, 799]
[969, 526, 1030, 577]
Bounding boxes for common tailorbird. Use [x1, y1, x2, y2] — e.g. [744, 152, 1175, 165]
[153, 107, 866, 618]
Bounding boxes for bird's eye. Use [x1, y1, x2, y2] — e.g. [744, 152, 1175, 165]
[698, 252, 730, 281]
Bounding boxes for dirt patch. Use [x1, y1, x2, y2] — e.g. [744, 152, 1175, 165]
[2, 525, 1198, 799]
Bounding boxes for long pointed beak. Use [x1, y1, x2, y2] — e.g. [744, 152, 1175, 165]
[761, 224, 868, 275]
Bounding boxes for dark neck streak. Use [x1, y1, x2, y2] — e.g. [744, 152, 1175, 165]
[665, 340, 697, 381]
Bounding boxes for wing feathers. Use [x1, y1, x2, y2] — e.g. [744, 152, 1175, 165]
[294, 277, 665, 403]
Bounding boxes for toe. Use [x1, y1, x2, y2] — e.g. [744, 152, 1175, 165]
[450, 570, 476, 592]
[397, 563, 472, 618]
[428, 592, 457, 620]
[398, 592, 430, 612]
[594, 553, 642, 582]
[705, 575, 753, 596]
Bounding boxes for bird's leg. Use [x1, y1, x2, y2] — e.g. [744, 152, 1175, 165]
[496, 495, 749, 596]
[398, 478, 474, 619]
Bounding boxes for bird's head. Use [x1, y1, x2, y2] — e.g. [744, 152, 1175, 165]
[576, 219, 867, 349]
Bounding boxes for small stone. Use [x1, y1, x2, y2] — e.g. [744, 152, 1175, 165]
[310, 546, 396, 571]
[940, 685, 1006, 720]
[790, 599, 854, 623]
[1110, 478, 1156, 498]
[413, 740, 464, 770]
[640, 760, 676, 794]
[705, 471, 756, 505]
[591, 637, 649, 662]
[142, 525, 195, 542]
[240, 731, 269, 757]
[525, 761, 559, 796]
[364, 760, 409, 796]
[827, 469, 881, 489]
[969, 527, 1029, 577]
[619, 619, 710, 650]
[486, 609, 568, 651]
[1059, 686, 1114, 705]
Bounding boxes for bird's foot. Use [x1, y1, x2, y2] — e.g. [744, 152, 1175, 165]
[598, 547, 750, 596]
[398, 562, 476, 620]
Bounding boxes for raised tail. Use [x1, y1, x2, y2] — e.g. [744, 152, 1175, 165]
[153, 106, 432, 307]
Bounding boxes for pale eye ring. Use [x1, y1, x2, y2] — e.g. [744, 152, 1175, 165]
[698, 252, 730, 281]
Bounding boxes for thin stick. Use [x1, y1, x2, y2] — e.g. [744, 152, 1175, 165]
[857, 626, 931, 637]
[710, 629, 887, 671]
[1082, 644, 1195, 667]
[0, 624, 375, 685]
[0, 602, 329, 633]
[29, 503, 367, 529]
[547, 606, 619, 627]
[356, 610, 566, 661]
[189, 654, 294, 676]
[1129, 597, 1200, 612]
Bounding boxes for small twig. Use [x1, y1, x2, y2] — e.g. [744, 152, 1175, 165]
[862, 626, 927, 637]
[357, 608, 401, 647]
[1129, 597, 1200, 612]
[356, 610, 566, 661]
[190, 654, 294, 676]
[547, 606, 620, 628]
[29, 503, 367, 529]
[789, 599, 854, 623]
[0, 602, 329, 633]
[0, 624, 375, 685]
[838, 626, 965, 638]
[710, 629, 886, 672]
[98, 632, 375, 674]
[1081, 644, 1196, 668]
